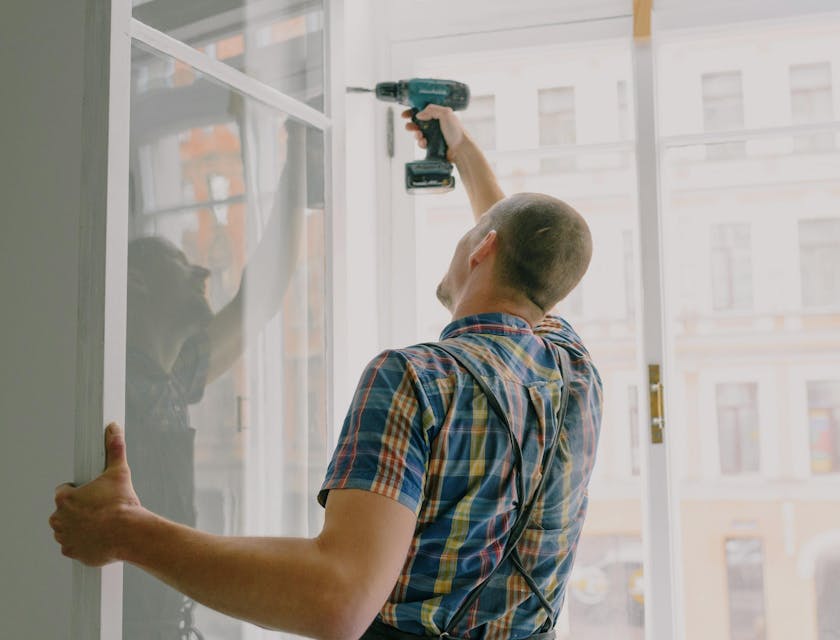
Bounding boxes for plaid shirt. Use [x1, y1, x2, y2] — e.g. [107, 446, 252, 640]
[319, 313, 603, 640]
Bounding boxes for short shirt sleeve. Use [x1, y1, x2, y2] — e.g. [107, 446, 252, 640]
[172, 332, 211, 405]
[318, 349, 431, 515]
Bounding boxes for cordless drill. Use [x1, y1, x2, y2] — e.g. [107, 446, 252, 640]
[350, 79, 471, 193]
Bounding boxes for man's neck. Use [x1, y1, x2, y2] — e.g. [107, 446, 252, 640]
[127, 321, 188, 374]
[450, 294, 543, 328]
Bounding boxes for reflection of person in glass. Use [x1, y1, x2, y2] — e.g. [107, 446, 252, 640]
[52, 107, 602, 640]
[122, 123, 306, 639]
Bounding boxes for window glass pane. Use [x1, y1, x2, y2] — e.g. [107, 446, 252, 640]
[126, 44, 327, 639]
[617, 80, 633, 142]
[799, 219, 840, 308]
[658, 21, 840, 136]
[566, 535, 644, 640]
[461, 94, 496, 150]
[628, 385, 640, 477]
[539, 87, 576, 173]
[807, 381, 840, 474]
[702, 71, 745, 159]
[412, 40, 642, 640]
[716, 383, 760, 474]
[132, 0, 325, 110]
[725, 538, 767, 640]
[710, 223, 753, 311]
[790, 62, 835, 152]
[659, 17, 840, 640]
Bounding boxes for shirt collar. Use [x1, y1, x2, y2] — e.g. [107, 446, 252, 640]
[439, 312, 534, 340]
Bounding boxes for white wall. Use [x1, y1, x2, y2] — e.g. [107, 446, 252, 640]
[0, 1, 87, 636]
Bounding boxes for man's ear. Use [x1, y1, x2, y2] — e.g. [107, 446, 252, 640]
[468, 230, 497, 269]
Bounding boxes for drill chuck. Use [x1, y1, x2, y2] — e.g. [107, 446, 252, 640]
[374, 82, 400, 102]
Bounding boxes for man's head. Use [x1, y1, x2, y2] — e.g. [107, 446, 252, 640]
[127, 237, 213, 344]
[436, 193, 592, 320]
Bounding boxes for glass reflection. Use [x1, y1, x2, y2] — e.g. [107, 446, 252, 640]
[126, 46, 326, 639]
[132, 0, 324, 108]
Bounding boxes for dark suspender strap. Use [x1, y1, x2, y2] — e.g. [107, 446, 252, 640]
[431, 342, 572, 637]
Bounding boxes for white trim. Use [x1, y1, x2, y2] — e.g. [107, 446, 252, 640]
[100, 0, 132, 632]
[130, 19, 331, 131]
[385, 1, 631, 44]
[75, 0, 131, 637]
[325, 0, 346, 452]
[484, 140, 636, 160]
[660, 121, 840, 148]
[390, 15, 632, 61]
[632, 38, 681, 640]
[654, 0, 840, 33]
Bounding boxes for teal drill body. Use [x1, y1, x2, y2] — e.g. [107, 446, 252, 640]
[374, 78, 470, 193]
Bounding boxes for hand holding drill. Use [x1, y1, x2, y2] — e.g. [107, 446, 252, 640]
[350, 78, 470, 192]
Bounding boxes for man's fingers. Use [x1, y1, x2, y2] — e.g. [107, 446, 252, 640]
[415, 104, 452, 121]
[104, 422, 129, 471]
[54, 483, 75, 506]
[401, 109, 413, 119]
[405, 122, 419, 132]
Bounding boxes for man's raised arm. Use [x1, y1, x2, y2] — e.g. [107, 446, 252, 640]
[405, 105, 505, 222]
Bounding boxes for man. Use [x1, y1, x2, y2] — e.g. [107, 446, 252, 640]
[50, 105, 602, 640]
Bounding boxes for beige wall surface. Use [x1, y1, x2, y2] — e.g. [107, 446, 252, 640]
[0, 1, 88, 637]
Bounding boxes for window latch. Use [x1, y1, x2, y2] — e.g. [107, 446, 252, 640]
[649, 364, 665, 444]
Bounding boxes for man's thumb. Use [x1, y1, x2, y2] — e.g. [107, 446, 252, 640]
[104, 422, 128, 470]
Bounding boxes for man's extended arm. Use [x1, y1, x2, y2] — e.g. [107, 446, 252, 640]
[203, 123, 307, 383]
[407, 105, 505, 222]
[50, 425, 416, 640]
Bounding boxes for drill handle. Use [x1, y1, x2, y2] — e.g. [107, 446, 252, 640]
[411, 109, 449, 163]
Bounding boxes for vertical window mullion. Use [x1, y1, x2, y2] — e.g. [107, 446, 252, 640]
[633, 37, 682, 640]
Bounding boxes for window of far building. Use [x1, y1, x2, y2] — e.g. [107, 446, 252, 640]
[790, 62, 835, 153]
[800, 218, 840, 308]
[702, 71, 745, 160]
[539, 86, 576, 173]
[716, 382, 760, 475]
[725, 538, 767, 640]
[460, 94, 496, 151]
[807, 380, 840, 474]
[710, 223, 753, 311]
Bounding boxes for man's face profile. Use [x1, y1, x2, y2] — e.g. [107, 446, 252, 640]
[129, 237, 213, 339]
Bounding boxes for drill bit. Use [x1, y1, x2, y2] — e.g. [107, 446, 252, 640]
[346, 86, 374, 93]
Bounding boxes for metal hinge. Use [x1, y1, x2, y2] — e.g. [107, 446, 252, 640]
[648, 364, 664, 444]
[386, 106, 395, 158]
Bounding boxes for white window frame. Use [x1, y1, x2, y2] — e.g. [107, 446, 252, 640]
[380, 3, 840, 640]
[76, 0, 344, 637]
